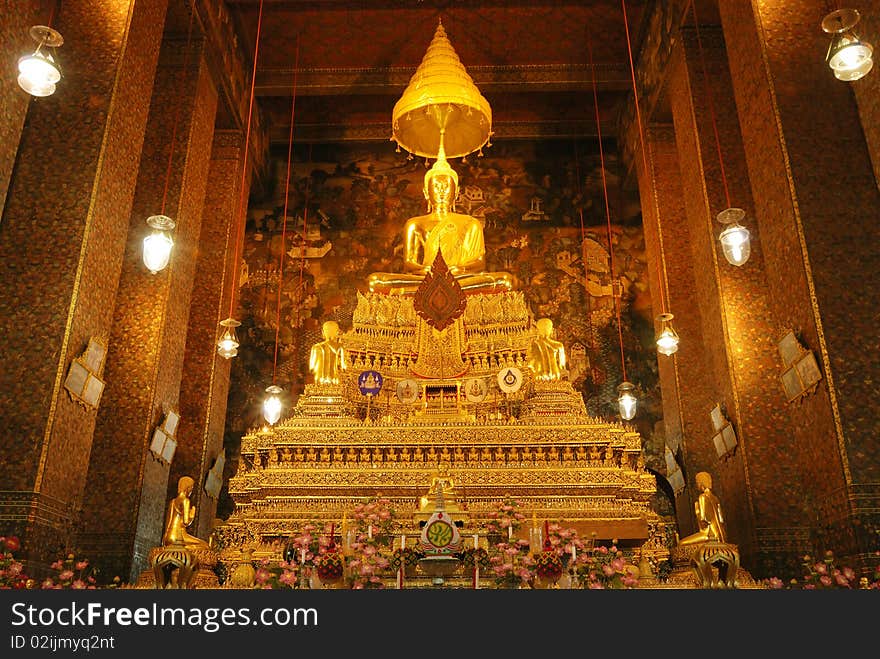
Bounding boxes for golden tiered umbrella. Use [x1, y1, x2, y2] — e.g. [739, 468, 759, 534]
[392, 20, 492, 159]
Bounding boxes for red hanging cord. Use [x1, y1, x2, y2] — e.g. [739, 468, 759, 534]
[691, 0, 732, 209]
[160, 1, 198, 216]
[587, 28, 628, 383]
[291, 144, 313, 389]
[273, 37, 300, 385]
[228, 0, 265, 320]
[622, 0, 667, 314]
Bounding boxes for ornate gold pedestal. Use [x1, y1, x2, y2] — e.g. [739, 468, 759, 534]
[138, 546, 220, 589]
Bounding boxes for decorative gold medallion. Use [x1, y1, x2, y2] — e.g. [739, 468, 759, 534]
[413, 252, 467, 331]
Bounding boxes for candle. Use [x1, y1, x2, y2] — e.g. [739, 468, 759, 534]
[571, 545, 577, 562]
[508, 524, 513, 541]
[400, 535, 406, 550]
[368, 524, 373, 539]
[300, 548, 306, 564]
[473, 534, 479, 550]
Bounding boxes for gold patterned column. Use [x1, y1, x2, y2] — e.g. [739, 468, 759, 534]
[0, 0, 171, 573]
[78, 34, 219, 582]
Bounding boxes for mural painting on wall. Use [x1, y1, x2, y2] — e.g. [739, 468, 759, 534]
[226, 140, 660, 443]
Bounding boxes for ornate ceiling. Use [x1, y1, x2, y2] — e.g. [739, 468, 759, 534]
[219, 0, 651, 146]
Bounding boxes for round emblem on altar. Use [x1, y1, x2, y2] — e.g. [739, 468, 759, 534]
[357, 370, 383, 395]
[465, 377, 488, 402]
[425, 520, 455, 548]
[396, 378, 419, 404]
[497, 367, 523, 393]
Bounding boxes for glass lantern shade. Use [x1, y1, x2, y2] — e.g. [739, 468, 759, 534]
[17, 26, 63, 97]
[143, 215, 176, 274]
[262, 385, 284, 425]
[617, 381, 637, 421]
[717, 208, 751, 266]
[18, 51, 60, 96]
[823, 9, 873, 82]
[217, 318, 241, 359]
[655, 313, 680, 357]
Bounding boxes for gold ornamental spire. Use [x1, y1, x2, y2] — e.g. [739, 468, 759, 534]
[392, 19, 492, 159]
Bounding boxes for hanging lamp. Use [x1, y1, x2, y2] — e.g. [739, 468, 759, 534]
[262, 385, 284, 425]
[18, 25, 63, 97]
[217, 318, 241, 359]
[142, 214, 176, 274]
[617, 381, 638, 421]
[655, 313, 680, 357]
[717, 208, 750, 267]
[822, 9, 873, 81]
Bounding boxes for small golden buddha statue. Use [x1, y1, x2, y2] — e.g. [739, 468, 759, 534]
[527, 318, 567, 382]
[419, 469, 459, 512]
[367, 147, 513, 295]
[679, 472, 728, 546]
[309, 321, 346, 385]
[453, 445, 465, 462]
[162, 477, 210, 550]
[319, 446, 330, 462]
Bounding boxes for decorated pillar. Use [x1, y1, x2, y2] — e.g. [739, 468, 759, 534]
[719, 0, 880, 570]
[638, 124, 726, 548]
[0, 0, 170, 572]
[667, 25, 816, 575]
[77, 26, 218, 582]
[170, 130, 247, 540]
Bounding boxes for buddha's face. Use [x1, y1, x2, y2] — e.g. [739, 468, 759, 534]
[426, 173, 456, 206]
[322, 321, 339, 340]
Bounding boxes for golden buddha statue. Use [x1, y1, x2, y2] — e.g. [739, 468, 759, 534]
[679, 472, 728, 546]
[162, 476, 210, 550]
[419, 469, 457, 512]
[367, 147, 513, 295]
[309, 320, 345, 385]
[527, 318, 567, 382]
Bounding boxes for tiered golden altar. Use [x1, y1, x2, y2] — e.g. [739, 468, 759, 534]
[219, 290, 670, 568]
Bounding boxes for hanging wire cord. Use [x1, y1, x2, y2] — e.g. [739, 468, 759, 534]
[585, 26, 627, 384]
[690, 0, 732, 209]
[621, 0, 668, 315]
[272, 36, 300, 385]
[160, 1, 198, 217]
[228, 0, 265, 320]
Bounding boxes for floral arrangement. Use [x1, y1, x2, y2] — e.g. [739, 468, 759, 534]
[573, 544, 639, 589]
[254, 558, 299, 589]
[42, 552, 107, 590]
[543, 522, 584, 564]
[765, 551, 880, 590]
[0, 536, 28, 589]
[285, 521, 340, 566]
[352, 496, 396, 542]
[488, 540, 534, 588]
[485, 498, 527, 540]
[346, 532, 390, 589]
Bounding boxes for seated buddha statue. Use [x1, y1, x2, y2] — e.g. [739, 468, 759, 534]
[162, 476, 210, 550]
[679, 472, 728, 546]
[309, 321, 345, 385]
[368, 147, 513, 295]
